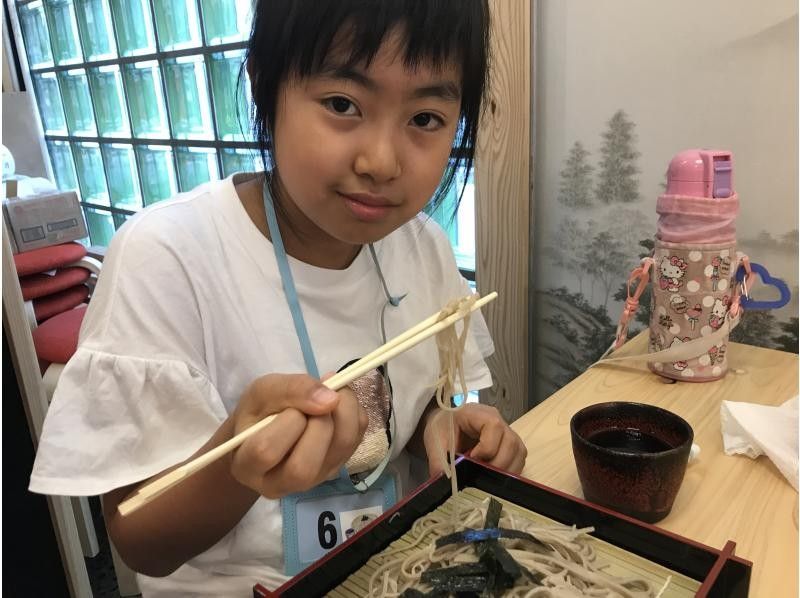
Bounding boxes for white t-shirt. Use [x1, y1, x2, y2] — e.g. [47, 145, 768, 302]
[29, 173, 494, 596]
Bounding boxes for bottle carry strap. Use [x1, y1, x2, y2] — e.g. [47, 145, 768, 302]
[611, 257, 655, 352]
[597, 254, 754, 366]
[598, 312, 740, 366]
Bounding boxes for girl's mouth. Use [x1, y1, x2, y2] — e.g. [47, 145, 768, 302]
[339, 192, 395, 222]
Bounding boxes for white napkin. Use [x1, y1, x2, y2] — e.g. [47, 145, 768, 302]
[720, 397, 798, 491]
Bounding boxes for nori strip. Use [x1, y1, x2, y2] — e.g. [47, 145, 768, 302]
[408, 500, 551, 596]
[435, 528, 549, 552]
[483, 498, 503, 529]
[399, 589, 451, 598]
[494, 528, 550, 552]
[399, 577, 493, 595]
[474, 500, 523, 593]
[476, 498, 503, 563]
[481, 541, 521, 580]
[475, 539, 520, 593]
[436, 528, 499, 547]
[421, 563, 490, 585]
[431, 575, 490, 593]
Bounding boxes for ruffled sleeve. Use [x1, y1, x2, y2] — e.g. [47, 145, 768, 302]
[30, 205, 228, 496]
[29, 349, 225, 496]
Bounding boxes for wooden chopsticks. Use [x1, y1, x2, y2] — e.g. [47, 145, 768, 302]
[117, 291, 497, 516]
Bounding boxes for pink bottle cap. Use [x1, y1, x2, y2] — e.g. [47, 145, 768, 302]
[666, 149, 733, 198]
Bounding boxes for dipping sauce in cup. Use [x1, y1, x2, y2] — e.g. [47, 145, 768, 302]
[570, 402, 694, 523]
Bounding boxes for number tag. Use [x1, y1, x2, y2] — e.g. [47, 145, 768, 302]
[281, 471, 397, 576]
[297, 490, 383, 561]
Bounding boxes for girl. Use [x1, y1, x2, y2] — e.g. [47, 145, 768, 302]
[30, 1, 527, 595]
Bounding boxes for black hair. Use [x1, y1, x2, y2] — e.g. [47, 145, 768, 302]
[244, 0, 490, 216]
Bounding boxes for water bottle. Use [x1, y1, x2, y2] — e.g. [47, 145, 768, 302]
[609, 149, 791, 380]
[647, 149, 740, 381]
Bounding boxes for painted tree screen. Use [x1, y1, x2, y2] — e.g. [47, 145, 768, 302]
[533, 2, 798, 405]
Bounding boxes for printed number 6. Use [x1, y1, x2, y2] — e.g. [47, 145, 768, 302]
[317, 511, 337, 549]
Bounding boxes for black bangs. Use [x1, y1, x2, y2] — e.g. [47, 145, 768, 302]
[247, 0, 490, 214]
[286, 0, 483, 78]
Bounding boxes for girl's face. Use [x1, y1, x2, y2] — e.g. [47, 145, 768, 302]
[271, 30, 462, 267]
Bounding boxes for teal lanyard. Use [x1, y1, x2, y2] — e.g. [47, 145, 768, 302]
[262, 182, 404, 490]
[263, 183, 320, 378]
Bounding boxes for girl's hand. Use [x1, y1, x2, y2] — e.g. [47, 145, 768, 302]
[230, 373, 368, 499]
[422, 403, 528, 477]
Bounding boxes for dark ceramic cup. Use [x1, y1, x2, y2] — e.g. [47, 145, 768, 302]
[570, 402, 694, 523]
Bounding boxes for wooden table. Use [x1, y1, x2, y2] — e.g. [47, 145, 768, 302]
[511, 333, 798, 597]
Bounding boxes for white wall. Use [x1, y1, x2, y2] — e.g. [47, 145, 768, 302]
[535, 1, 797, 242]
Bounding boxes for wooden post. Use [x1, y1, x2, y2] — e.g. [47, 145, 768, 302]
[475, 0, 532, 421]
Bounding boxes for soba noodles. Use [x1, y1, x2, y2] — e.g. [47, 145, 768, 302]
[358, 296, 670, 597]
[431, 295, 478, 506]
[363, 493, 671, 598]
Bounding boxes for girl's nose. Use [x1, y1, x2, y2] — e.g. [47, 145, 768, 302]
[353, 130, 401, 183]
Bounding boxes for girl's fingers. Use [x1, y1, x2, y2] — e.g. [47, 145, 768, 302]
[325, 388, 367, 475]
[232, 373, 377, 498]
[478, 428, 527, 473]
[231, 408, 307, 493]
[451, 404, 528, 474]
[508, 442, 528, 474]
[468, 419, 504, 462]
[422, 410, 450, 477]
[267, 414, 335, 495]
[426, 457, 441, 479]
[238, 374, 339, 432]
[425, 433, 445, 479]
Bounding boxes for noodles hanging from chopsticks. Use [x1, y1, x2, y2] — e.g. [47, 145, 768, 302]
[431, 295, 478, 510]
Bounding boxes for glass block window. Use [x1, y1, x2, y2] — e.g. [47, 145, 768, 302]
[424, 164, 476, 275]
[15, 0, 255, 246]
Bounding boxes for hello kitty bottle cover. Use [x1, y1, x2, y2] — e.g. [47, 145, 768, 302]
[647, 149, 741, 381]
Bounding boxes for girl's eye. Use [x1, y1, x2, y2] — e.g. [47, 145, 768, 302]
[324, 96, 358, 116]
[411, 112, 444, 130]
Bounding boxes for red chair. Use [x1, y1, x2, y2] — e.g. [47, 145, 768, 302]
[13, 242, 101, 398]
[12, 242, 101, 557]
